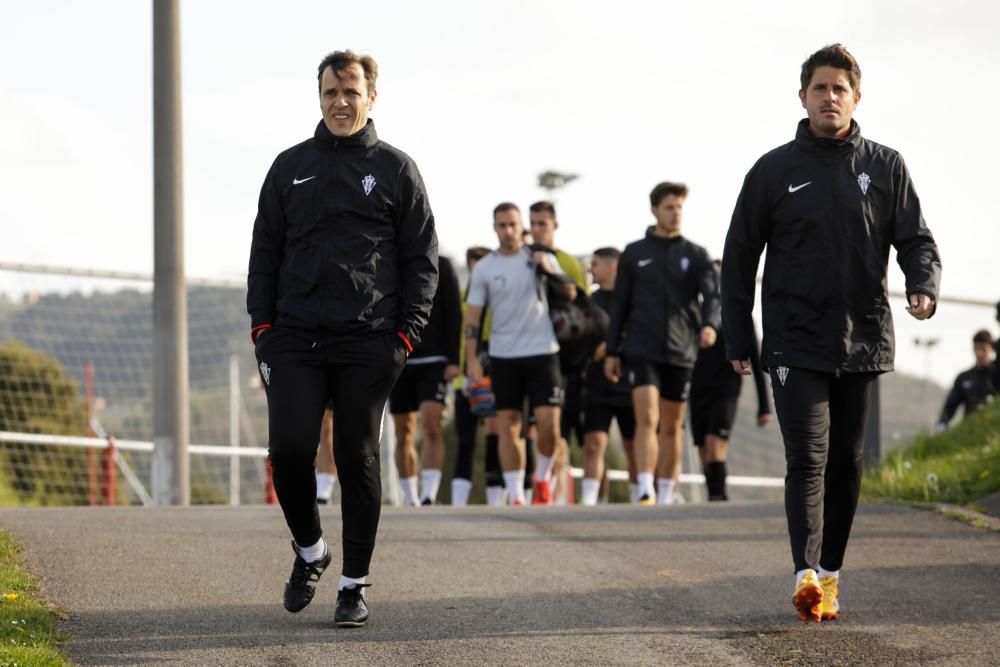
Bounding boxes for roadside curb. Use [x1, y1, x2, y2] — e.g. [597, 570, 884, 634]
[909, 501, 1000, 532]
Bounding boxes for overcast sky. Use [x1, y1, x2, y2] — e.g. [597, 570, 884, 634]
[1, 0, 998, 386]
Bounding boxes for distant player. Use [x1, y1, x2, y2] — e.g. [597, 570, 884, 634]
[689, 262, 772, 501]
[936, 330, 996, 430]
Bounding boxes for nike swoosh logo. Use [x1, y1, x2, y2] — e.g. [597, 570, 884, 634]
[638, 259, 653, 267]
[788, 181, 812, 193]
[292, 176, 316, 185]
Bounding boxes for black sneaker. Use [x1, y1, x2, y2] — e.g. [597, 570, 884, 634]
[420, 497, 434, 506]
[283, 540, 331, 613]
[335, 584, 371, 628]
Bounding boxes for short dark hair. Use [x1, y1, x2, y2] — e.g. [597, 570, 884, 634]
[493, 202, 520, 218]
[466, 246, 491, 264]
[649, 182, 689, 207]
[593, 247, 620, 260]
[973, 329, 995, 345]
[800, 43, 861, 93]
[317, 50, 378, 94]
[529, 201, 557, 219]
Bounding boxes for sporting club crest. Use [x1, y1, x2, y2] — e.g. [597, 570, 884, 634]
[362, 174, 376, 196]
[776, 366, 789, 387]
[259, 361, 271, 386]
[857, 172, 870, 195]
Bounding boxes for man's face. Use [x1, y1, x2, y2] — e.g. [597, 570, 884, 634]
[589, 255, 616, 285]
[974, 341, 995, 367]
[799, 66, 860, 139]
[494, 210, 524, 252]
[529, 211, 557, 248]
[652, 194, 684, 236]
[319, 63, 376, 137]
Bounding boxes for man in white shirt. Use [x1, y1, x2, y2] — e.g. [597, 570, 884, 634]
[464, 202, 569, 505]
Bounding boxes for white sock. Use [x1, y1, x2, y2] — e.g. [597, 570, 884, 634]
[486, 485, 505, 507]
[535, 454, 554, 482]
[451, 478, 472, 506]
[315, 472, 335, 501]
[503, 470, 526, 504]
[295, 536, 326, 563]
[420, 468, 442, 503]
[581, 478, 600, 506]
[338, 574, 366, 594]
[400, 476, 419, 507]
[818, 568, 839, 580]
[637, 472, 655, 500]
[629, 483, 640, 504]
[796, 568, 817, 586]
[656, 478, 675, 505]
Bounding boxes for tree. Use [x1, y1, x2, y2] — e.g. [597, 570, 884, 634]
[0, 340, 89, 504]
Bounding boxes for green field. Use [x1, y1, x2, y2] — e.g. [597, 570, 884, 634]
[864, 399, 1000, 507]
[0, 530, 71, 666]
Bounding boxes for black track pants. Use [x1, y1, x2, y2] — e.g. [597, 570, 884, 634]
[769, 366, 877, 573]
[255, 329, 406, 578]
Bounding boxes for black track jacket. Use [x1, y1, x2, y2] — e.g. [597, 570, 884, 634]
[606, 229, 721, 368]
[247, 120, 438, 345]
[722, 119, 941, 374]
[410, 255, 461, 364]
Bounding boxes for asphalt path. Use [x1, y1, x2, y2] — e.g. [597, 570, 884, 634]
[1, 501, 998, 666]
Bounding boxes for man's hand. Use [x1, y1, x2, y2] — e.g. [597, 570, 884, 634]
[443, 364, 461, 383]
[593, 341, 607, 362]
[730, 359, 751, 376]
[699, 326, 717, 349]
[906, 293, 935, 320]
[466, 357, 484, 384]
[532, 250, 554, 274]
[757, 413, 773, 427]
[604, 355, 621, 383]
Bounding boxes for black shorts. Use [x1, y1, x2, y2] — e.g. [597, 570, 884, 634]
[490, 354, 563, 411]
[624, 358, 693, 402]
[689, 394, 739, 446]
[583, 400, 636, 440]
[388, 362, 448, 414]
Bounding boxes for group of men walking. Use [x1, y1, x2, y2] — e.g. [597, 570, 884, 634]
[247, 44, 941, 628]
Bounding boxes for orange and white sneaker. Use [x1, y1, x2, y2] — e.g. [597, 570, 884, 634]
[819, 576, 840, 620]
[531, 478, 552, 506]
[792, 570, 824, 624]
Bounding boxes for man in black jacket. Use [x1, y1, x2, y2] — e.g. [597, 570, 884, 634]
[722, 44, 941, 624]
[936, 329, 996, 430]
[390, 255, 461, 506]
[605, 182, 721, 506]
[690, 261, 772, 502]
[247, 50, 438, 628]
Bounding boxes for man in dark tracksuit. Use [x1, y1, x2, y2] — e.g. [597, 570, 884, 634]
[389, 255, 461, 506]
[722, 44, 940, 623]
[605, 182, 722, 506]
[690, 263, 772, 501]
[247, 50, 438, 628]
[936, 329, 996, 430]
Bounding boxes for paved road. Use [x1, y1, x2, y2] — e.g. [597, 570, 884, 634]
[1, 502, 998, 666]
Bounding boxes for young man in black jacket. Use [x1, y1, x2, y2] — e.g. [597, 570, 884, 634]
[605, 182, 721, 505]
[936, 329, 996, 430]
[247, 50, 438, 628]
[690, 261, 773, 501]
[390, 255, 461, 506]
[722, 44, 941, 623]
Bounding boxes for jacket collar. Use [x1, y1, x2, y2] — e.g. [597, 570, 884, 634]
[314, 118, 379, 150]
[644, 225, 683, 242]
[794, 118, 862, 158]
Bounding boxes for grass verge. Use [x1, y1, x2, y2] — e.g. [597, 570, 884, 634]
[0, 530, 71, 666]
[864, 400, 1000, 505]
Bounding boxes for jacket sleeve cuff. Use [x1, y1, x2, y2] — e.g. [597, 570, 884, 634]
[251, 323, 272, 344]
[396, 331, 414, 354]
